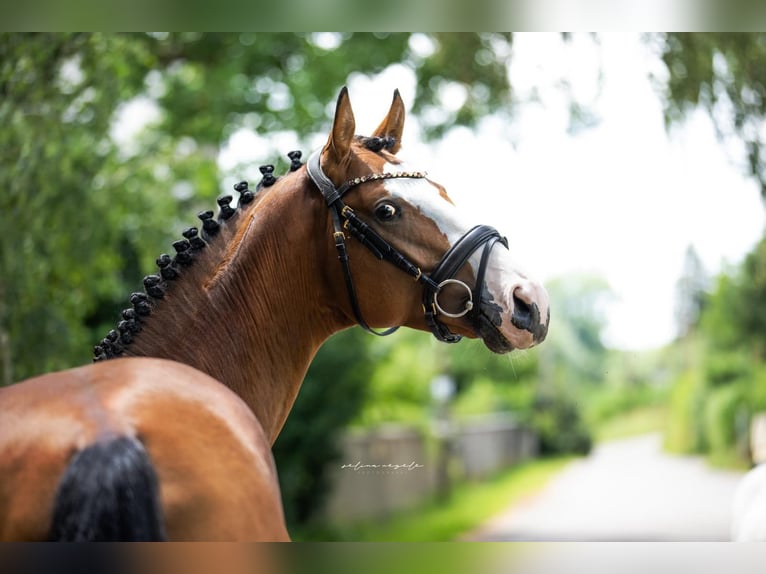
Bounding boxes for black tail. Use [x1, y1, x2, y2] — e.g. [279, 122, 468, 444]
[48, 436, 167, 541]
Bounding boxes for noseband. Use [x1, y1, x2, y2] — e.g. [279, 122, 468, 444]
[307, 151, 508, 344]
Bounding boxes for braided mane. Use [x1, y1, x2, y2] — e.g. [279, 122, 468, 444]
[93, 151, 305, 362]
[359, 135, 396, 152]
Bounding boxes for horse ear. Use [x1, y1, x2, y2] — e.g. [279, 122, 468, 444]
[323, 87, 356, 170]
[372, 89, 405, 154]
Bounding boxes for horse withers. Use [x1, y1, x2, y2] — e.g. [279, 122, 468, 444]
[0, 88, 550, 541]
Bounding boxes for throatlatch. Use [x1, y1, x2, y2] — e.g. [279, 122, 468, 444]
[307, 150, 508, 343]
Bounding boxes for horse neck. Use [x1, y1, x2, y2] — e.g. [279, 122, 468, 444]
[127, 174, 346, 443]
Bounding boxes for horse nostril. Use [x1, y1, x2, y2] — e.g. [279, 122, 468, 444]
[511, 293, 534, 331]
[508, 282, 549, 344]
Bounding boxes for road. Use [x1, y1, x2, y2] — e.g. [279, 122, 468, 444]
[465, 433, 746, 541]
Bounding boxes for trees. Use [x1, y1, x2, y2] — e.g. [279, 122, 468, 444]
[1, 34, 154, 383]
[661, 33, 766, 197]
[667, 227, 766, 464]
[702, 236, 766, 358]
[658, 33, 766, 465]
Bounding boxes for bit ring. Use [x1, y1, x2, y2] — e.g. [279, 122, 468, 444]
[433, 279, 474, 318]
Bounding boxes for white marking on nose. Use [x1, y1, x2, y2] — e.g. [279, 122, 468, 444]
[382, 161, 475, 250]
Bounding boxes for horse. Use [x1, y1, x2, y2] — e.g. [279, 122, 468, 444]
[0, 87, 550, 541]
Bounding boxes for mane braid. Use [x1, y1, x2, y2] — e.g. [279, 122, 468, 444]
[92, 150, 305, 362]
[360, 136, 396, 153]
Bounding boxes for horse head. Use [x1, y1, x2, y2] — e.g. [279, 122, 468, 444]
[311, 87, 549, 353]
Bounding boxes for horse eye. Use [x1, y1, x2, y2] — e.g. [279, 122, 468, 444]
[374, 202, 399, 221]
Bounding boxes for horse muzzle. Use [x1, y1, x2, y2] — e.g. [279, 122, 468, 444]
[477, 268, 550, 354]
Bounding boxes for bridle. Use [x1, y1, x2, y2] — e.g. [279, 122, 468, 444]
[307, 150, 509, 344]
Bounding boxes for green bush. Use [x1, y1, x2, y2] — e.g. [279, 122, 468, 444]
[703, 383, 745, 462]
[665, 357, 764, 466]
[530, 390, 592, 455]
[664, 369, 707, 454]
[452, 377, 509, 418]
[745, 364, 766, 413]
[704, 350, 752, 387]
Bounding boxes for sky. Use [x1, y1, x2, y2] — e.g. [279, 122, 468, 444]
[123, 33, 766, 352]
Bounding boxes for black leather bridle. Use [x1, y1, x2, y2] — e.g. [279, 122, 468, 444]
[307, 150, 509, 344]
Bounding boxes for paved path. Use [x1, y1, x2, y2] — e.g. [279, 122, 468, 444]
[465, 433, 746, 541]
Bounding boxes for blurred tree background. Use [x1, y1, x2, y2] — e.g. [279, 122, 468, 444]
[3, 33, 766, 531]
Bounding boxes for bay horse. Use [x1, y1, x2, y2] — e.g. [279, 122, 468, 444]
[0, 88, 550, 541]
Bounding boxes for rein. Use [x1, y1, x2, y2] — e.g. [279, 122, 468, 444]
[307, 150, 508, 343]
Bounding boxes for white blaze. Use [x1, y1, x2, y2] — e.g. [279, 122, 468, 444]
[382, 161, 475, 248]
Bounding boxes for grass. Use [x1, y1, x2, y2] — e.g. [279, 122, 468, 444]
[708, 451, 751, 471]
[293, 456, 575, 541]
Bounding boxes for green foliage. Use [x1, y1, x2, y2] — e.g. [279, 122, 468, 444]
[449, 338, 539, 391]
[662, 229, 766, 467]
[735, 236, 766, 356]
[703, 349, 753, 386]
[529, 388, 592, 456]
[700, 271, 748, 351]
[697, 236, 766, 358]
[539, 274, 612, 386]
[352, 332, 542, 429]
[153, 33, 409, 144]
[585, 382, 668, 426]
[653, 43, 766, 467]
[595, 405, 669, 443]
[412, 33, 513, 137]
[664, 369, 708, 455]
[661, 33, 766, 196]
[703, 384, 747, 465]
[149, 33, 516, 144]
[451, 377, 513, 418]
[746, 363, 766, 412]
[352, 331, 441, 430]
[687, 360, 766, 468]
[0, 33, 160, 381]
